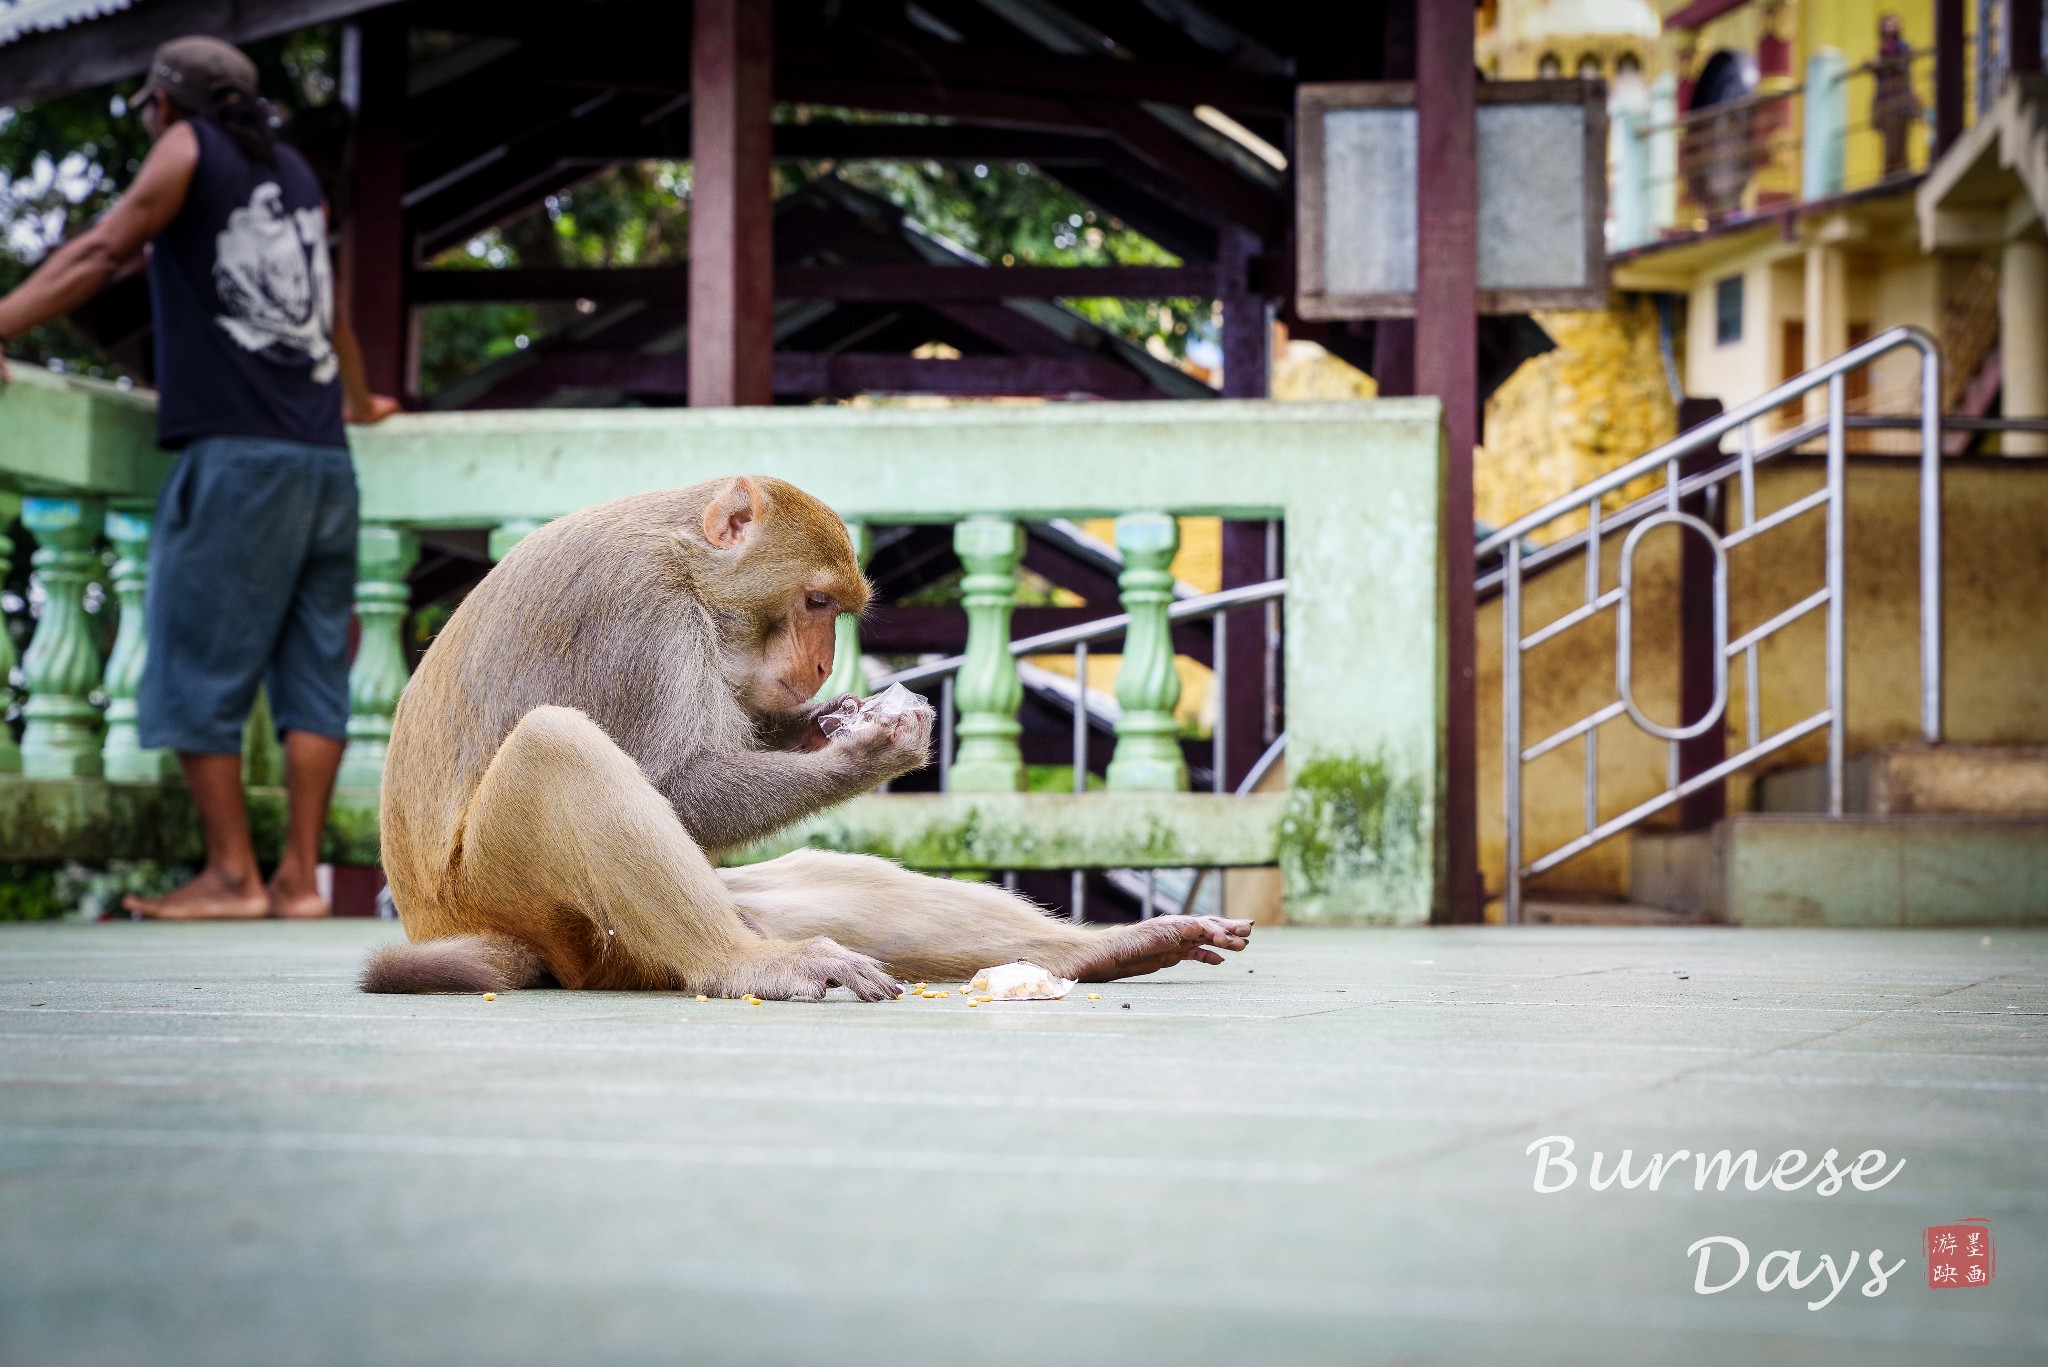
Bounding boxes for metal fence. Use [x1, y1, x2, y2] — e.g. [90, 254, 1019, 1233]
[1478, 326, 1942, 923]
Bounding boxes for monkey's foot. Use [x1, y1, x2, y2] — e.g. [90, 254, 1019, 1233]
[1064, 916, 1254, 983]
[123, 869, 270, 921]
[709, 935, 902, 1003]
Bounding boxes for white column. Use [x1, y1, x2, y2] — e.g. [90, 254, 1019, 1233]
[2001, 234, 2048, 455]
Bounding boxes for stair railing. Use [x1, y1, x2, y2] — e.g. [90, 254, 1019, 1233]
[1478, 326, 1941, 923]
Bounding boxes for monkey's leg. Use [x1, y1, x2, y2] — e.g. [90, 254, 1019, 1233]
[454, 707, 901, 1001]
[717, 850, 1251, 984]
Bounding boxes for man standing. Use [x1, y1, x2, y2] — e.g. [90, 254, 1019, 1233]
[0, 37, 399, 918]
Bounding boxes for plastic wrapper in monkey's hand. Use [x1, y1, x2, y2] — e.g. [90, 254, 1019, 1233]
[817, 682, 935, 779]
[818, 682, 930, 743]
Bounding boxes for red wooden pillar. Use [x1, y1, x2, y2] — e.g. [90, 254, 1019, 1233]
[1416, 1, 1480, 921]
[1935, 0, 1965, 152]
[342, 11, 407, 397]
[1219, 227, 1274, 788]
[1675, 397, 1727, 830]
[690, 0, 775, 407]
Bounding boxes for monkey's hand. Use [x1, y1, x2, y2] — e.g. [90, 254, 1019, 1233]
[708, 935, 902, 1002]
[823, 690, 934, 786]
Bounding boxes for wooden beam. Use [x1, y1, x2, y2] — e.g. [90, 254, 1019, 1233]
[689, 0, 774, 407]
[1415, 0, 1480, 923]
[508, 352, 1155, 398]
[408, 265, 1217, 303]
[0, 0, 385, 105]
[771, 123, 1111, 164]
[1218, 225, 1273, 790]
[1078, 100, 1278, 235]
[342, 10, 408, 397]
[777, 42, 1294, 114]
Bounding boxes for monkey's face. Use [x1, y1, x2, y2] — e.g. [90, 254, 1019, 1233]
[741, 583, 850, 715]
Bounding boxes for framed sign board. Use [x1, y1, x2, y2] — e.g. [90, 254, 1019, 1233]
[1296, 80, 1608, 319]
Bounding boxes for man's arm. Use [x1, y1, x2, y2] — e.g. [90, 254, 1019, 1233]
[0, 122, 200, 379]
[332, 303, 402, 423]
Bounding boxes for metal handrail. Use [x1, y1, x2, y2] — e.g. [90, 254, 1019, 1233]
[872, 578, 1287, 690]
[1494, 327, 1942, 923]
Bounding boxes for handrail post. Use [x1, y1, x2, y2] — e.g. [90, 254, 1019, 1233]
[948, 516, 1025, 792]
[1825, 375, 1848, 815]
[1503, 535, 1523, 925]
[338, 524, 419, 790]
[101, 509, 176, 782]
[0, 521, 18, 773]
[1107, 511, 1188, 791]
[819, 519, 871, 699]
[1919, 341, 1943, 742]
[20, 497, 106, 779]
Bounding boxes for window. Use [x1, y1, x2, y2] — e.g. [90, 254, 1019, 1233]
[1715, 275, 1744, 345]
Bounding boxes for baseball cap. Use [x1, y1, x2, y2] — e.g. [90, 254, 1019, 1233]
[140, 36, 260, 111]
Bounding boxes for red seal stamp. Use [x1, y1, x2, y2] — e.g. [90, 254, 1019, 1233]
[1924, 1219, 1994, 1288]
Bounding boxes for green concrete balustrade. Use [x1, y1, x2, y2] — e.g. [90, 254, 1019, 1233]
[20, 497, 106, 779]
[0, 362, 1448, 923]
[100, 510, 176, 782]
[337, 525, 419, 791]
[819, 520, 871, 700]
[948, 516, 1027, 792]
[1107, 511, 1188, 792]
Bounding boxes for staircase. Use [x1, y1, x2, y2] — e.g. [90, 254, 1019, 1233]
[1480, 328, 2048, 927]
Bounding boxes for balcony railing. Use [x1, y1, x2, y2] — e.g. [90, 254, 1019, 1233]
[1611, 46, 1946, 251]
[0, 364, 1446, 924]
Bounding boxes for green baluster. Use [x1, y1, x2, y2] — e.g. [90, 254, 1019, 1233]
[488, 518, 544, 564]
[818, 520, 871, 700]
[0, 517, 19, 774]
[1107, 511, 1187, 791]
[948, 516, 1024, 792]
[337, 524, 419, 790]
[19, 497, 105, 778]
[100, 509, 177, 782]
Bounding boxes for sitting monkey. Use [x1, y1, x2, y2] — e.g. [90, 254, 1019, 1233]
[364, 476, 1251, 1000]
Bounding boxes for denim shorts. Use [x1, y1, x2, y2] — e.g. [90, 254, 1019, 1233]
[136, 434, 359, 755]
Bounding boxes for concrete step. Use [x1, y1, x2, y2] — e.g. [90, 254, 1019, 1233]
[1755, 743, 2048, 816]
[1631, 814, 2048, 926]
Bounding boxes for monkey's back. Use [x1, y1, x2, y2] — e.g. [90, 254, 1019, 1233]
[379, 489, 731, 933]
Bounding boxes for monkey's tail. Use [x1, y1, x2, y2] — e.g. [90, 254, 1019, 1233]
[360, 934, 550, 994]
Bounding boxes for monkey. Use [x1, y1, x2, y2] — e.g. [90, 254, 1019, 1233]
[361, 475, 1252, 1001]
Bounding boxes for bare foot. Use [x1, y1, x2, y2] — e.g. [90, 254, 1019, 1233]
[266, 881, 331, 919]
[124, 868, 269, 921]
[705, 936, 902, 1002]
[1064, 916, 1254, 983]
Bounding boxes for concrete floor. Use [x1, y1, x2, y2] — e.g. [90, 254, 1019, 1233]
[0, 922, 2043, 1367]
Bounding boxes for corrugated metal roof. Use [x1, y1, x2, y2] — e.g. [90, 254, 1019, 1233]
[0, 0, 141, 50]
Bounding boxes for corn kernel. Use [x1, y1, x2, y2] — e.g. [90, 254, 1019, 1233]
[482, 993, 496, 1001]
[743, 995, 762, 1005]
[968, 1001, 980, 1008]
[1086, 992, 1101, 1000]
[977, 996, 992, 1004]
[696, 995, 709, 1003]
[935, 991, 950, 998]
[919, 990, 936, 998]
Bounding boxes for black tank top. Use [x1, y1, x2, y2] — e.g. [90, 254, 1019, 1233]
[147, 117, 346, 450]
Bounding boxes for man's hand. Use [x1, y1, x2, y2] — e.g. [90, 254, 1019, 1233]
[347, 392, 403, 424]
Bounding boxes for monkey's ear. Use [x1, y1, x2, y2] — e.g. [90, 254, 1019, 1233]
[702, 476, 766, 549]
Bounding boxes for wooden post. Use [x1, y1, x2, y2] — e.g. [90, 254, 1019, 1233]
[949, 517, 1025, 792]
[101, 509, 176, 782]
[341, 11, 408, 397]
[338, 525, 419, 790]
[2014, 0, 2044, 78]
[1935, 0, 1965, 152]
[690, 0, 774, 407]
[19, 497, 105, 778]
[1107, 512, 1188, 792]
[1219, 225, 1271, 790]
[1675, 397, 1727, 829]
[1416, 0, 1480, 921]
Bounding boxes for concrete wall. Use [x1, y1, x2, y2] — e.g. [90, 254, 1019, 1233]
[1478, 457, 2048, 903]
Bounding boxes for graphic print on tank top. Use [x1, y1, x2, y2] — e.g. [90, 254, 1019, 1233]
[210, 182, 336, 383]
